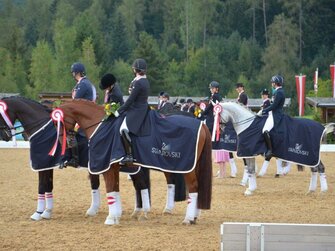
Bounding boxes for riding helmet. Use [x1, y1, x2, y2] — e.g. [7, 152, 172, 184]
[261, 89, 269, 95]
[71, 62, 85, 74]
[270, 75, 284, 86]
[235, 83, 244, 88]
[209, 81, 220, 88]
[132, 58, 147, 73]
[100, 73, 116, 90]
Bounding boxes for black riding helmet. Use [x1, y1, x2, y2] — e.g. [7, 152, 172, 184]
[100, 73, 116, 90]
[132, 58, 147, 73]
[209, 81, 220, 88]
[261, 89, 269, 95]
[71, 62, 85, 74]
[270, 75, 284, 86]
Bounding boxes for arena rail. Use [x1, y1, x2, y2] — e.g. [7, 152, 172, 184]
[220, 222, 335, 251]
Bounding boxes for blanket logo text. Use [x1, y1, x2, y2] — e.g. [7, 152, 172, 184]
[288, 143, 309, 156]
[151, 142, 181, 159]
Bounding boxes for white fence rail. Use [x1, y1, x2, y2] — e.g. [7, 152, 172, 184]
[221, 222, 335, 251]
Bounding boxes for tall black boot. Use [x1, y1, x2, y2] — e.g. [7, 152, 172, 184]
[120, 131, 134, 166]
[263, 130, 273, 159]
[66, 134, 79, 168]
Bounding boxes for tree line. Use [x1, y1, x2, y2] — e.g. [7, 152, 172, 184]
[0, 0, 334, 114]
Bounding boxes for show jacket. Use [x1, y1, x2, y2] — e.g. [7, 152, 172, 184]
[105, 83, 124, 105]
[117, 75, 150, 136]
[263, 87, 285, 126]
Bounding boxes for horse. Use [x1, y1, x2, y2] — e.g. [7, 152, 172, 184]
[217, 101, 334, 195]
[0, 96, 107, 220]
[57, 99, 212, 225]
[0, 96, 187, 222]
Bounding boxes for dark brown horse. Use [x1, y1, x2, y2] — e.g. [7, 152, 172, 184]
[58, 99, 212, 225]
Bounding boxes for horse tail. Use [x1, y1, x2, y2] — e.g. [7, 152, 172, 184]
[324, 122, 335, 135]
[197, 124, 212, 210]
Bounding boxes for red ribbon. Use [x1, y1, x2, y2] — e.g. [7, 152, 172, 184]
[213, 104, 222, 141]
[49, 109, 66, 156]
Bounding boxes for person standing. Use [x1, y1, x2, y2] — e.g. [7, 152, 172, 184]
[71, 62, 96, 101]
[114, 58, 151, 165]
[99, 73, 124, 105]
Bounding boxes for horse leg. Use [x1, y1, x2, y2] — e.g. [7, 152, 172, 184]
[282, 161, 292, 175]
[31, 169, 54, 220]
[245, 158, 257, 196]
[275, 159, 283, 177]
[103, 165, 121, 225]
[318, 161, 328, 193]
[307, 166, 318, 194]
[258, 156, 271, 177]
[130, 167, 151, 220]
[163, 172, 175, 214]
[85, 174, 101, 217]
[228, 152, 237, 178]
[240, 159, 249, 186]
[182, 170, 199, 225]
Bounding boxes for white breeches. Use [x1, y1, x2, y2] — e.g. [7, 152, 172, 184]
[262, 111, 274, 133]
[120, 117, 129, 134]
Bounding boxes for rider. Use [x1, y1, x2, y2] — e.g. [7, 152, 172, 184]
[114, 58, 151, 165]
[157, 92, 174, 114]
[261, 75, 285, 159]
[260, 88, 271, 110]
[235, 83, 248, 106]
[99, 73, 124, 105]
[64, 62, 97, 168]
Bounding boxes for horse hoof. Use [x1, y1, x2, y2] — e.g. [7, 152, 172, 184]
[244, 189, 254, 196]
[230, 174, 237, 178]
[138, 213, 149, 221]
[41, 209, 52, 220]
[182, 218, 196, 225]
[320, 189, 328, 193]
[306, 190, 315, 195]
[86, 206, 99, 217]
[104, 216, 120, 225]
[163, 208, 173, 215]
[257, 173, 264, 177]
[131, 210, 141, 219]
[30, 212, 42, 221]
[274, 174, 280, 178]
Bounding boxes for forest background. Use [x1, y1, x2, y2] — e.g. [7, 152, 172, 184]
[0, 0, 335, 116]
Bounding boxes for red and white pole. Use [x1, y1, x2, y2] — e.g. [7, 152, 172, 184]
[295, 74, 306, 116]
[330, 64, 335, 98]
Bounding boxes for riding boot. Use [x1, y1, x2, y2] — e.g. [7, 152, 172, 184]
[263, 130, 273, 159]
[120, 131, 134, 166]
[67, 136, 79, 168]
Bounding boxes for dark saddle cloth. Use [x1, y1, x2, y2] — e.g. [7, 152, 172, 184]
[237, 115, 325, 166]
[30, 120, 62, 171]
[213, 121, 237, 152]
[88, 111, 202, 174]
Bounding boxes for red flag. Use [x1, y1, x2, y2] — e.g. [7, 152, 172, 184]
[295, 74, 306, 116]
[314, 68, 318, 93]
[330, 65, 335, 98]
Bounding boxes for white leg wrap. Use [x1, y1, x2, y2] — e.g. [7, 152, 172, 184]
[105, 192, 120, 225]
[115, 192, 122, 217]
[283, 162, 291, 175]
[140, 189, 150, 213]
[240, 167, 249, 186]
[258, 160, 269, 177]
[184, 192, 198, 223]
[248, 174, 257, 191]
[309, 172, 318, 192]
[164, 184, 175, 213]
[86, 189, 100, 216]
[276, 159, 283, 175]
[319, 173, 328, 192]
[229, 158, 237, 177]
[36, 194, 45, 213]
[41, 192, 53, 219]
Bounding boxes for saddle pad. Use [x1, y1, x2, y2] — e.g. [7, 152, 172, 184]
[213, 121, 237, 152]
[30, 121, 62, 171]
[237, 115, 325, 167]
[88, 111, 202, 174]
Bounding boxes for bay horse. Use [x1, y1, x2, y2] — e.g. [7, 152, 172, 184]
[57, 99, 212, 225]
[216, 102, 334, 195]
[0, 96, 102, 220]
[0, 96, 186, 222]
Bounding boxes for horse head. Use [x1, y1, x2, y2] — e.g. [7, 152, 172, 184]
[0, 98, 19, 141]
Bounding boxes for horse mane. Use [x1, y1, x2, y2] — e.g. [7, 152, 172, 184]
[222, 101, 255, 114]
[2, 96, 52, 113]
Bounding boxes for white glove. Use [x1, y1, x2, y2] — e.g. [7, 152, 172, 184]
[114, 110, 120, 117]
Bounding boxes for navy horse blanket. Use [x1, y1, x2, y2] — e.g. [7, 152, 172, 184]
[213, 121, 237, 152]
[237, 115, 325, 166]
[29, 120, 62, 171]
[88, 111, 202, 174]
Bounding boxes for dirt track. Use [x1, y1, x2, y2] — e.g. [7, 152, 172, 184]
[0, 149, 335, 250]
